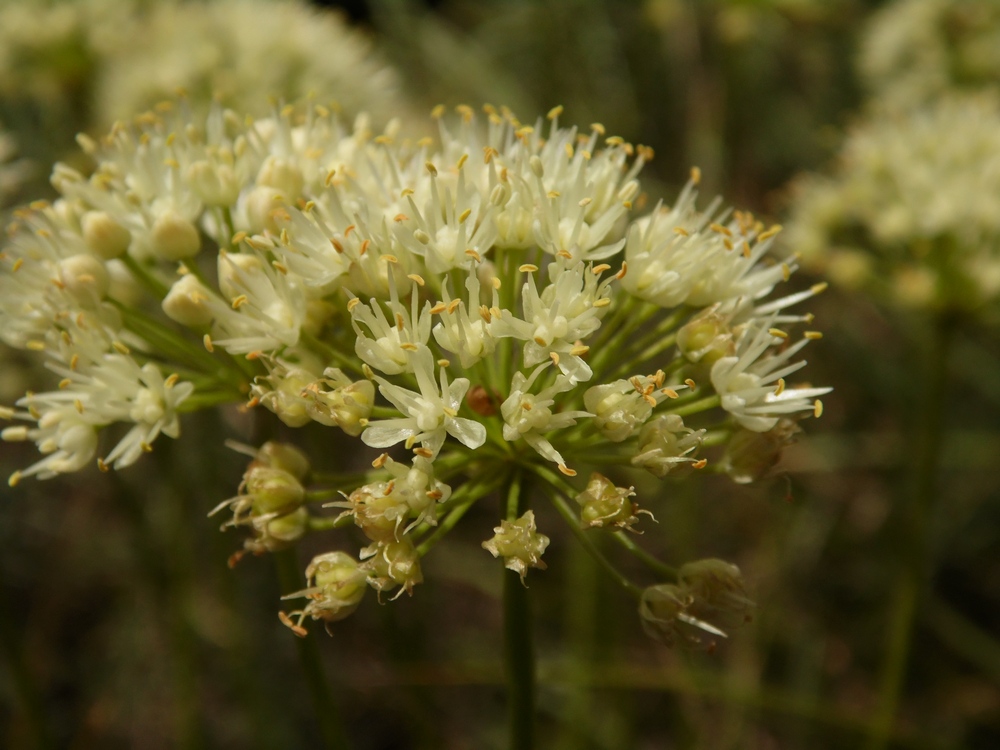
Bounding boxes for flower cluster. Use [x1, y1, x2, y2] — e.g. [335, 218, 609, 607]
[0, 0, 404, 162]
[1, 100, 830, 640]
[859, 0, 1000, 110]
[785, 93, 1000, 312]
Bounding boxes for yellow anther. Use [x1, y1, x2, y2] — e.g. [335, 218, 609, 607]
[203, 334, 214, 352]
[414, 447, 434, 459]
[690, 166, 701, 184]
[231, 294, 248, 309]
[519, 264, 538, 273]
[558, 464, 577, 477]
[673, 226, 690, 237]
[393, 213, 409, 223]
[549, 352, 560, 366]
[692, 459, 708, 470]
[425, 161, 438, 177]
[547, 105, 564, 120]
[458, 208, 472, 224]
[437, 359, 450, 368]
[465, 248, 481, 262]
[774, 378, 786, 396]
[431, 104, 445, 119]
[456, 153, 469, 170]
[591, 122, 606, 135]
[407, 274, 426, 286]
[768, 328, 788, 339]
[710, 223, 732, 237]
[804, 331, 823, 340]
[684, 378, 696, 390]
[447, 299, 461, 314]
[570, 345, 590, 357]
[616, 262, 628, 279]
[492, 277, 502, 290]
[593, 298, 611, 308]
[430, 302, 448, 315]
[395, 312, 405, 331]
[400, 342, 419, 351]
[814, 400, 824, 418]
[592, 264, 611, 274]
[346, 297, 361, 312]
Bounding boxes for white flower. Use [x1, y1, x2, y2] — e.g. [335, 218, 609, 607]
[494, 262, 612, 382]
[362, 347, 486, 457]
[623, 173, 787, 309]
[431, 268, 498, 368]
[711, 320, 831, 432]
[349, 278, 432, 375]
[501, 363, 590, 471]
[584, 372, 686, 442]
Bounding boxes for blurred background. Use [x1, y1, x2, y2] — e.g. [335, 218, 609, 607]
[2, 0, 999, 748]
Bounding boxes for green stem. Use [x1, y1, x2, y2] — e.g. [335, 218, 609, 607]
[502, 470, 535, 750]
[666, 393, 721, 418]
[867, 313, 954, 750]
[273, 549, 350, 750]
[611, 531, 678, 580]
[121, 252, 170, 299]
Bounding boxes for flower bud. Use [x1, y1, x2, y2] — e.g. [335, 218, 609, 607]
[243, 465, 305, 517]
[246, 506, 308, 553]
[162, 274, 214, 326]
[677, 309, 732, 366]
[360, 538, 423, 597]
[482, 510, 549, 583]
[186, 160, 241, 206]
[309, 369, 375, 436]
[254, 441, 310, 480]
[575, 473, 647, 531]
[719, 418, 800, 484]
[81, 211, 131, 259]
[218, 252, 262, 300]
[256, 156, 304, 197]
[58, 254, 109, 302]
[632, 415, 705, 478]
[244, 185, 284, 234]
[150, 209, 201, 260]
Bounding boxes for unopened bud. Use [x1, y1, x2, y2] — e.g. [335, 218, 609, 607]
[81, 211, 131, 259]
[59, 254, 109, 301]
[151, 209, 201, 260]
[254, 441, 310, 480]
[243, 465, 305, 517]
[162, 274, 213, 326]
[247, 506, 308, 552]
[677, 309, 732, 366]
[187, 160, 241, 206]
[482, 510, 549, 583]
[678, 558, 755, 631]
[256, 156, 304, 197]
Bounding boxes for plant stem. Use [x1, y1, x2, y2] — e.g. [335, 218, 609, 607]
[273, 549, 350, 750]
[867, 313, 954, 750]
[502, 471, 535, 750]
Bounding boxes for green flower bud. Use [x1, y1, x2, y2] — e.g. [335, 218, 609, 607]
[678, 558, 755, 632]
[254, 441, 310, 480]
[243, 465, 305, 517]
